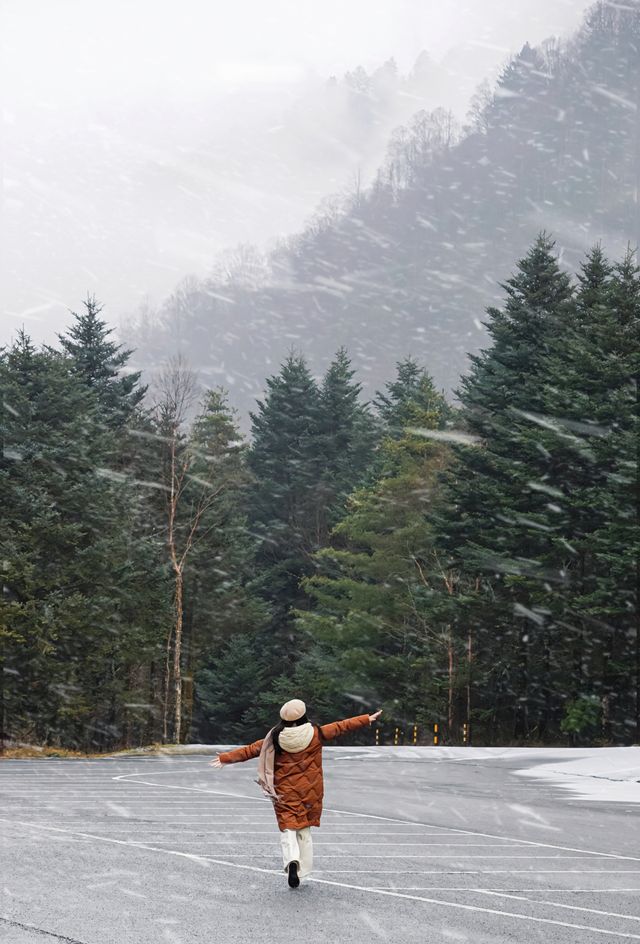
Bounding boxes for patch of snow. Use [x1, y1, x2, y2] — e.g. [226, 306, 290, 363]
[513, 746, 640, 804]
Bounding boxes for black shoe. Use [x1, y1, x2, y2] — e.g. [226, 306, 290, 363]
[287, 862, 300, 888]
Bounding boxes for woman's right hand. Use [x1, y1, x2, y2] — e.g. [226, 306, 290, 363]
[209, 754, 224, 768]
[369, 709, 383, 723]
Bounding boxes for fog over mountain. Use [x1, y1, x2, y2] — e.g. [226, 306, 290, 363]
[3, 0, 593, 349]
[120, 1, 639, 421]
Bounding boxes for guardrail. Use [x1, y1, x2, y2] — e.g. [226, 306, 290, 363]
[373, 722, 472, 746]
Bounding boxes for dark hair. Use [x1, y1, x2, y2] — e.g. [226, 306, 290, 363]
[272, 713, 311, 753]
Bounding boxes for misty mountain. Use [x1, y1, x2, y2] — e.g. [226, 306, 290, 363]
[126, 1, 639, 416]
[5, 48, 490, 343]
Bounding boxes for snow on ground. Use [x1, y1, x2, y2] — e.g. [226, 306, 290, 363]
[510, 747, 640, 804]
[385, 746, 640, 804]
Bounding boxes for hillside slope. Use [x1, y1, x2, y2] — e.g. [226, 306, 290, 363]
[129, 1, 639, 414]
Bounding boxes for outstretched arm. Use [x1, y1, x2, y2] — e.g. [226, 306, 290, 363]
[209, 738, 264, 768]
[320, 709, 382, 742]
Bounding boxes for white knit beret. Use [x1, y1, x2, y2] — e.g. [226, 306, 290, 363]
[280, 699, 306, 722]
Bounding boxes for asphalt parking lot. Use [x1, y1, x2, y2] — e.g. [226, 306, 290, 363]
[1, 748, 639, 943]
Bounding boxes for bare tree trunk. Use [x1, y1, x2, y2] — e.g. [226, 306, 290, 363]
[634, 48, 640, 248]
[153, 356, 225, 746]
[183, 594, 195, 741]
[162, 628, 172, 742]
[466, 629, 473, 744]
[421, 560, 459, 744]
[635, 557, 640, 743]
[166, 414, 180, 744]
[173, 570, 184, 744]
[602, 693, 611, 741]
[123, 667, 136, 749]
[514, 630, 530, 740]
[635, 398, 640, 740]
[146, 662, 157, 745]
[447, 629, 454, 738]
[184, 672, 194, 743]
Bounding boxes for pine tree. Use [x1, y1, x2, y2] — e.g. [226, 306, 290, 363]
[1, 332, 168, 749]
[248, 354, 323, 637]
[431, 239, 638, 743]
[298, 364, 452, 728]
[187, 391, 264, 635]
[185, 390, 268, 740]
[317, 347, 375, 527]
[59, 295, 146, 426]
[374, 357, 450, 433]
[536, 247, 640, 740]
[593, 251, 640, 741]
[435, 235, 575, 740]
[193, 634, 267, 743]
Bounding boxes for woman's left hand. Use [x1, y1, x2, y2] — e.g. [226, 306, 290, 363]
[369, 709, 383, 723]
[209, 754, 224, 768]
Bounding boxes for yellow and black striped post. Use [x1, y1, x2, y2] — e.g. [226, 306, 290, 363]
[394, 726, 400, 746]
[412, 724, 418, 745]
[462, 722, 469, 745]
[433, 722, 439, 746]
[375, 727, 380, 746]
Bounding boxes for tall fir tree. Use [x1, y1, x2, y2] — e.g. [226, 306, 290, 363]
[1, 332, 168, 749]
[59, 297, 170, 744]
[248, 354, 323, 642]
[297, 365, 452, 729]
[59, 295, 146, 427]
[317, 347, 376, 527]
[374, 357, 451, 433]
[435, 235, 575, 740]
[185, 390, 268, 741]
[432, 239, 639, 743]
[535, 247, 640, 740]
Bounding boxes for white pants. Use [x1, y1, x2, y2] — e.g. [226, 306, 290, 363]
[280, 827, 313, 879]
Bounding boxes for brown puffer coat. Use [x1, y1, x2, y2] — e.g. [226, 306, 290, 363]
[219, 715, 371, 830]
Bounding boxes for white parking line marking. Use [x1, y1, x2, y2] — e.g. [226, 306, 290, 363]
[307, 877, 640, 939]
[369, 888, 640, 893]
[0, 829, 478, 836]
[2, 819, 277, 825]
[7, 760, 638, 938]
[470, 889, 640, 923]
[54, 841, 528, 847]
[314, 870, 640, 875]
[113, 769, 640, 864]
[3, 818, 639, 941]
[194, 854, 616, 859]
[322, 807, 640, 862]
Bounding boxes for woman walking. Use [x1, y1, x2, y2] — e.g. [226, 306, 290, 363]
[210, 699, 382, 887]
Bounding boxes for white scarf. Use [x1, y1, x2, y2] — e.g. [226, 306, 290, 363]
[278, 722, 315, 753]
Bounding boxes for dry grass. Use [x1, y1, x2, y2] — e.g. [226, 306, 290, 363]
[2, 745, 86, 759]
[1, 742, 210, 760]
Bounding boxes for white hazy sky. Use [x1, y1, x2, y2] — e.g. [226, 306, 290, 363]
[2, 0, 594, 343]
[4, 0, 591, 99]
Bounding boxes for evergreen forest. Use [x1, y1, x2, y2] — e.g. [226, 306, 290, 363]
[2, 234, 638, 750]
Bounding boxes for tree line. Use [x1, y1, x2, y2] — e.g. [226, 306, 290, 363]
[1, 235, 638, 749]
